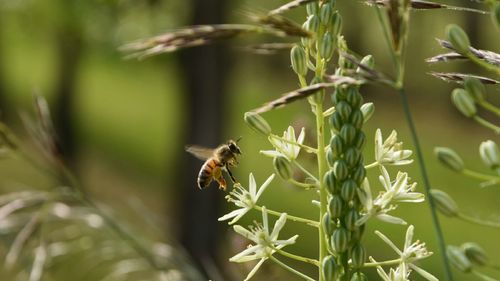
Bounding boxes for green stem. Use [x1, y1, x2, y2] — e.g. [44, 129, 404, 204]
[288, 178, 318, 189]
[254, 205, 319, 227]
[462, 168, 500, 182]
[270, 256, 316, 281]
[364, 162, 379, 169]
[472, 116, 500, 134]
[471, 269, 499, 281]
[372, 6, 398, 73]
[363, 258, 401, 268]
[478, 100, 500, 116]
[467, 54, 500, 76]
[457, 212, 500, 229]
[398, 87, 454, 281]
[269, 134, 318, 154]
[293, 161, 319, 183]
[272, 247, 319, 266]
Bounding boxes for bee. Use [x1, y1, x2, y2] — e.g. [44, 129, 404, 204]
[185, 139, 242, 191]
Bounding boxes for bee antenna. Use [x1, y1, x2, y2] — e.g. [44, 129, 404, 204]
[235, 136, 243, 143]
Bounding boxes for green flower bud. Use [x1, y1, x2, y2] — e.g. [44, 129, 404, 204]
[327, 148, 335, 167]
[322, 255, 339, 281]
[301, 22, 313, 48]
[320, 4, 334, 26]
[340, 124, 357, 145]
[336, 101, 352, 122]
[350, 272, 367, 281]
[331, 227, 348, 253]
[344, 208, 360, 230]
[319, 32, 335, 59]
[345, 147, 361, 167]
[322, 213, 336, 237]
[430, 189, 459, 217]
[446, 24, 471, 55]
[306, 2, 319, 16]
[353, 131, 366, 149]
[493, 2, 500, 28]
[333, 159, 349, 181]
[350, 244, 366, 268]
[447, 245, 472, 273]
[306, 15, 321, 33]
[330, 112, 343, 131]
[434, 147, 464, 172]
[328, 0, 337, 7]
[341, 179, 358, 202]
[324, 170, 337, 194]
[350, 110, 364, 129]
[330, 135, 344, 158]
[356, 55, 375, 73]
[328, 195, 344, 219]
[352, 164, 366, 185]
[452, 88, 476, 117]
[360, 103, 374, 123]
[273, 156, 292, 180]
[332, 87, 348, 104]
[330, 12, 342, 36]
[244, 112, 272, 135]
[462, 242, 488, 266]
[464, 77, 486, 102]
[346, 87, 363, 108]
[290, 45, 308, 76]
[479, 140, 500, 170]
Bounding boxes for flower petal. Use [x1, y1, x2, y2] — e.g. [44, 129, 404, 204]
[377, 214, 408, 226]
[375, 230, 403, 256]
[218, 208, 245, 222]
[230, 245, 261, 262]
[270, 212, 287, 240]
[249, 173, 257, 196]
[234, 225, 255, 241]
[260, 150, 283, 158]
[409, 264, 439, 281]
[256, 174, 275, 200]
[244, 258, 267, 281]
[404, 225, 414, 252]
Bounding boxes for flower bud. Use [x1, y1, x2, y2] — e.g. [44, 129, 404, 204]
[356, 55, 374, 73]
[306, 15, 321, 33]
[464, 77, 485, 102]
[434, 147, 464, 172]
[461, 242, 488, 266]
[479, 140, 500, 170]
[244, 112, 272, 135]
[324, 170, 337, 194]
[301, 22, 313, 48]
[336, 101, 352, 122]
[452, 88, 476, 117]
[322, 255, 340, 281]
[330, 112, 343, 131]
[345, 148, 361, 167]
[328, 195, 344, 219]
[346, 87, 363, 108]
[353, 131, 366, 149]
[340, 124, 357, 145]
[344, 208, 360, 230]
[333, 159, 349, 181]
[360, 103, 374, 123]
[341, 179, 358, 201]
[319, 32, 335, 59]
[350, 110, 364, 129]
[447, 245, 472, 273]
[330, 134, 344, 158]
[352, 164, 366, 185]
[322, 213, 335, 236]
[430, 189, 459, 217]
[446, 24, 471, 55]
[273, 156, 292, 180]
[327, 148, 335, 167]
[350, 272, 367, 281]
[332, 87, 347, 104]
[331, 227, 348, 253]
[306, 2, 318, 16]
[350, 244, 366, 268]
[320, 3, 334, 26]
[330, 12, 342, 36]
[290, 45, 308, 76]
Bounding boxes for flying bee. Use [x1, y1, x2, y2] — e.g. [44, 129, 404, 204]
[185, 139, 242, 191]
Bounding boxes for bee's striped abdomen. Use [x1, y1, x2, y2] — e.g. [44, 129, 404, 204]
[197, 158, 219, 189]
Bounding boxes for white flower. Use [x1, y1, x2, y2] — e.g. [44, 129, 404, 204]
[230, 207, 298, 281]
[375, 129, 413, 166]
[261, 126, 305, 161]
[375, 166, 424, 206]
[375, 226, 437, 281]
[219, 173, 275, 224]
[356, 178, 407, 226]
[372, 258, 410, 281]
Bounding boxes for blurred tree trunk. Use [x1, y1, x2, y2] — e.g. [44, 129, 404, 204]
[53, 25, 83, 168]
[177, 0, 229, 279]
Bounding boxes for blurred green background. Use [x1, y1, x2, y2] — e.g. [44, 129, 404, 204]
[0, 0, 499, 280]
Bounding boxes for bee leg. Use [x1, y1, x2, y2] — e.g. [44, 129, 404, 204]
[215, 176, 227, 191]
[226, 167, 238, 185]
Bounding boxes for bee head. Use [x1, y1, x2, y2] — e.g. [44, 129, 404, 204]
[228, 139, 242, 155]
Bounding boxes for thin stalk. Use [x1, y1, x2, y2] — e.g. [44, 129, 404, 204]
[471, 269, 499, 281]
[270, 256, 316, 281]
[398, 87, 454, 281]
[365, 162, 379, 169]
[288, 178, 318, 189]
[472, 116, 500, 134]
[363, 258, 401, 268]
[372, 6, 398, 72]
[457, 212, 500, 229]
[462, 168, 500, 182]
[293, 161, 319, 183]
[478, 100, 500, 116]
[254, 205, 319, 227]
[467, 55, 500, 76]
[269, 134, 318, 154]
[272, 246, 319, 266]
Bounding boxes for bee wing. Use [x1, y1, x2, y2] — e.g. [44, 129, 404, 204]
[185, 145, 215, 161]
